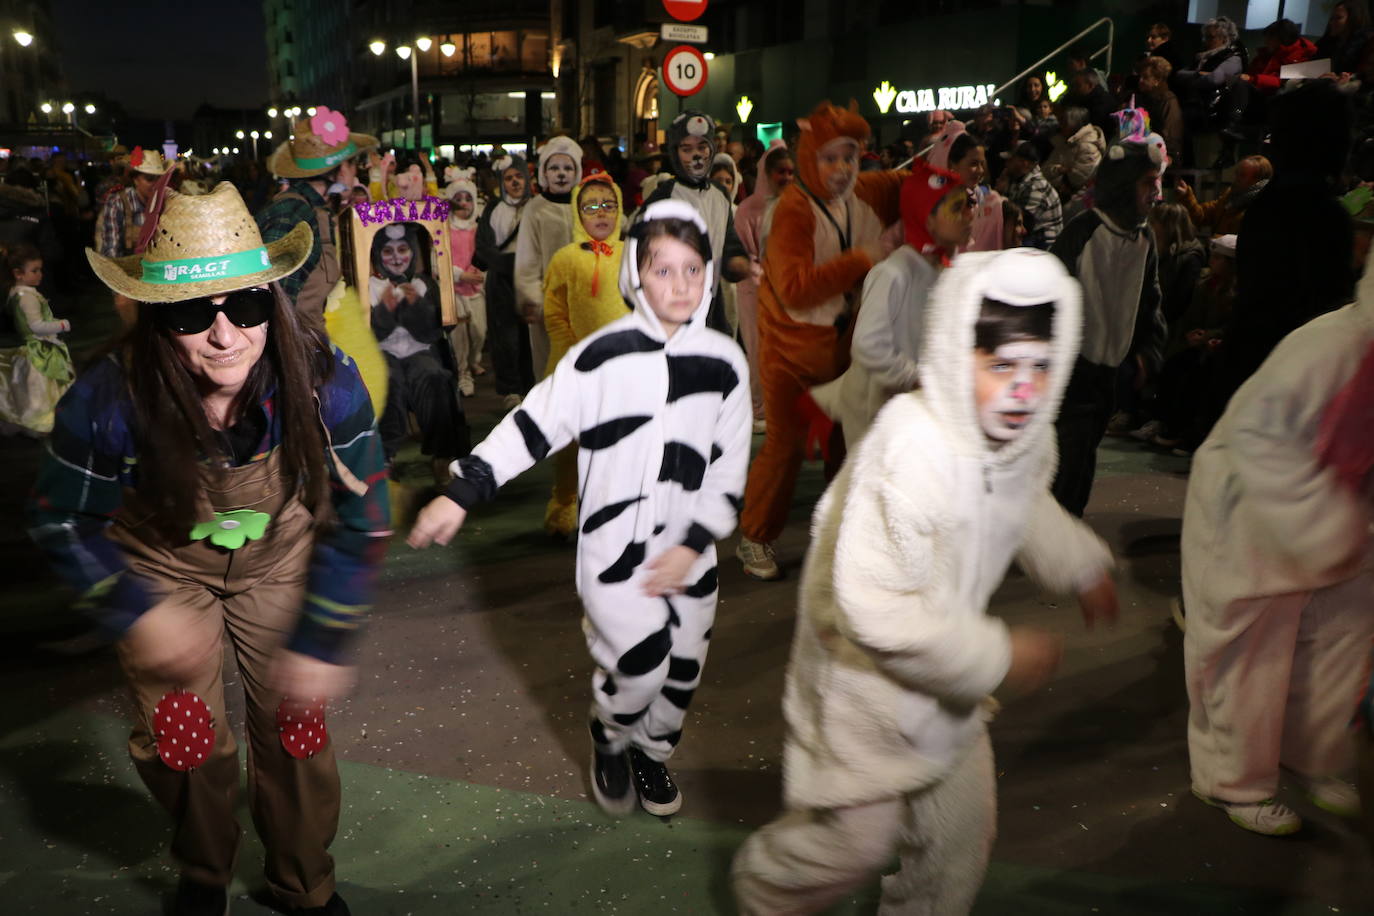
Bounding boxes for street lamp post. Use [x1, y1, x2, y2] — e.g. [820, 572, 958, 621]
[395, 44, 420, 148]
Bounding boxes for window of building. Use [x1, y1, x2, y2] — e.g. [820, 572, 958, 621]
[594, 62, 618, 135]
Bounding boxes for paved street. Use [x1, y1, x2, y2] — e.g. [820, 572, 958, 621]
[1, 287, 1371, 914]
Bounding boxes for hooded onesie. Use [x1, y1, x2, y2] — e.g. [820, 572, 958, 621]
[740, 100, 905, 547]
[516, 136, 584, 382]
[1048, 132, 1167, 516]
[446, 167, 486, 392]
[733, 249, 1111, 914]
[443, 199, 751, 763]
[369, 222, 469, 462]
[734, 139, 790, 422]
[641, 111, 750, 334]
[540, 172, 628, 536]
[1181, 257, 1374, 810]
[810, 160, 964, 450]
[475, 154, 533, 397]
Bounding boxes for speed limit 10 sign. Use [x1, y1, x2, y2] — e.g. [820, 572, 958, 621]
[662, 44, 708, 97]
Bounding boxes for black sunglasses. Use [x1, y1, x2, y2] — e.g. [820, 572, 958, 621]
[158, 287, 275, 335]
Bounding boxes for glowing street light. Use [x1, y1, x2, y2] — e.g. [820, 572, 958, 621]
[440, 41, 456, 57]
[415, 37, 432, 52]
[84, 103, 95, 114]
[395, 44, 411, 60]
[235, 129, 245, 139]
[250, 130, 259, 139]
[369, 39, 386, 56]
[307, 106, 317, 116]
[264, 130, 272, 139]
[39, 102, 51, 114]
[267, 107, 278, 118]
[232, 147, 240, 154]
[12, 30, 33, 47]
[61, 102, 74, 114]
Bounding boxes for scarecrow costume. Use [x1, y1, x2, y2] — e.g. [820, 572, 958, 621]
[29, 182, 391, 912]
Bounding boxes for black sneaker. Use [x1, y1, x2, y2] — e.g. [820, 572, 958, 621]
[293, 892, 352, 915]
[629, 747, 683, 816]
[172, 876, 229, 916]
[590, 747, 636, 816]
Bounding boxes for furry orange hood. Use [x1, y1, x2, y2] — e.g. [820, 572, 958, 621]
[796, 100, 871, 201]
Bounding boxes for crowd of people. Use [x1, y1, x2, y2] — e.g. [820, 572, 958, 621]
[3, 6, 1374, 916]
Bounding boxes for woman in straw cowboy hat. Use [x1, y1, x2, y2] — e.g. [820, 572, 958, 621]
[29, 181, 389, 916]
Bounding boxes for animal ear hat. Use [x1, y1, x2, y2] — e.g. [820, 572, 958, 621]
[795, 100, 871, 197]
[85, 182, 311, 303]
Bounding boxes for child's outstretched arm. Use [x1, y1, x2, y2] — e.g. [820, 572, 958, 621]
[1015, 490, 1118, 629]
[408, 357, 582, 549]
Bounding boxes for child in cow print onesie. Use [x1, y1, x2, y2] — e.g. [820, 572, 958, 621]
[410, 200, 751, 817]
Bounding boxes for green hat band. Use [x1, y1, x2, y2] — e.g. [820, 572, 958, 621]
[295, 141, 357, 170]
[140, 247, 272, 285]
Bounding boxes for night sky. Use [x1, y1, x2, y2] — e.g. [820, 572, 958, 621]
[49, 0, 269, 120]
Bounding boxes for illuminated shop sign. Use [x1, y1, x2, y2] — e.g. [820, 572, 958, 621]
[872, 80, 999, 115]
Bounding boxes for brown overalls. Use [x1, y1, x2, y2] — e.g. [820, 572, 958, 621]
[109, 449, 345, 909]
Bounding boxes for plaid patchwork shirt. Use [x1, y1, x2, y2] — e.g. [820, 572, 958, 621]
[94, 186, 146, 258]
[27, 347, 392, 663]
[1009, 166, 1063, 250]
[254, 179, 325, 305]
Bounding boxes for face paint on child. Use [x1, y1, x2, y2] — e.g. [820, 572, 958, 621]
[678, 135, 712, 181]
[502, 167, 527, 202]
[381, 240, 414, 277]
[579, 183, 618, 241]
[928, 189, 975, 251]
[544, 154, 578, 194]
[450, 190, 475, 219]
[973, 340, 1052, 445]
[817, 137, 860, 199]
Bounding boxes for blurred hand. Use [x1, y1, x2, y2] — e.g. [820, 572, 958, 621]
[270, 650, 355, 705]
[380, 285, 398, 310]
[1003, 626, 1063, 694]
[399, 282, 419, 304]
[1077, 574, 1119, 630]
[122, 602, 220, 684]
[642, 546, 699, 597]
[407, 495, 467, 548]
[1174, 178, 1192, 195]
[1240, 74, 1251, 82]
[460, 267, 484, 284]
[748, 258, 764, 283]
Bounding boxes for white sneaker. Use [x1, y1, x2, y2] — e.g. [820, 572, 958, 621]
[1307, 777, 1362, 817]
[458, 375, 475, 397]
[736, 538, 781, 580]
[502, 393, 523, 410]
[1193, 790, 1302, 836]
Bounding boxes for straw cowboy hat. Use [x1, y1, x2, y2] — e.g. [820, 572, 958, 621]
[126, 145, 174, 176]
[85, 181, 312, 303]
[268, 106, 378, 179]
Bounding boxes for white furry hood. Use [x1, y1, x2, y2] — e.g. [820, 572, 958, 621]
[536, 136, 583, 191]
[918, 248, 1083, 464]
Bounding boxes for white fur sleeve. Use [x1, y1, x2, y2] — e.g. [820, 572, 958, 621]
[1015, 490, 1114, 594]
[830, 476, 1013, 708]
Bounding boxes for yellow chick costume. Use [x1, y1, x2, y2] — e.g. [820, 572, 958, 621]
[541, 172, 627, 536]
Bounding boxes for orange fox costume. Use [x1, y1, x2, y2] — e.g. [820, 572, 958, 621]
[740, 101, 904, 545]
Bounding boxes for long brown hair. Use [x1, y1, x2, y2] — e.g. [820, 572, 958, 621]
[124, 283, 336, 529]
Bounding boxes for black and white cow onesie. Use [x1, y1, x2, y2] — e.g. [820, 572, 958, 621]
[445, 200, 752, 761]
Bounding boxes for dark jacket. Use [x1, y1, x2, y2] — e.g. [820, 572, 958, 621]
[473, 196, 522, 315]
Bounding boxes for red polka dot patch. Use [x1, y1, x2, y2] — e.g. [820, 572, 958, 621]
[277, 699, 328, 759]
[153, 690, 215, 772]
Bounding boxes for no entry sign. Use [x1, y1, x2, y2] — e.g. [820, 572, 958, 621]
[662, 44, 708, 97]
[663, 0, 707, 22]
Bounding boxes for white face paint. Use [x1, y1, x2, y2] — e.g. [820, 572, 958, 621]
[973, 340, 1052, 445]
[544, 153, 577, 193]
[678, 135, 712, 181]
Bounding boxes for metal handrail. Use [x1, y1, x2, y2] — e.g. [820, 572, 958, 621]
[991, 17, 1115, 102]
[895, 16, 1116, 169]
